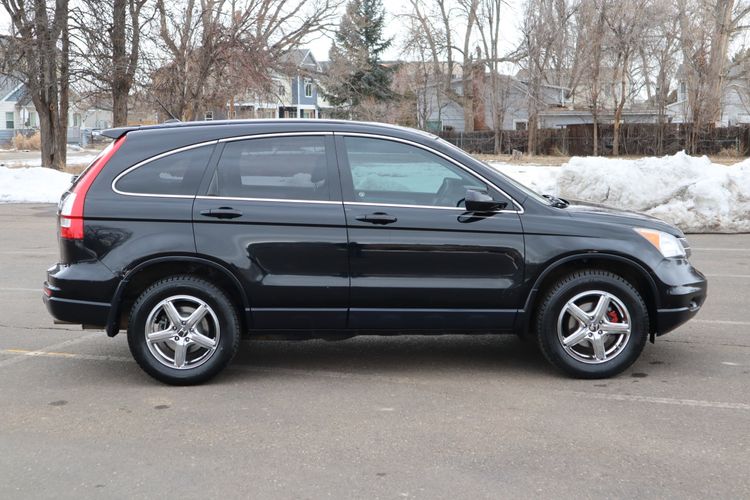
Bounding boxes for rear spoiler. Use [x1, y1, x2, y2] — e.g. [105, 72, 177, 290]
[100, 126, 139, 140]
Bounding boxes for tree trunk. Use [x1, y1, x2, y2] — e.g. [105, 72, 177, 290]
[592, 113, 599, 156]
[54, 1, 70, 171]
[111, 0, 129, 126]
[37, 102, 56, 169]
[527, 113, 537, 155]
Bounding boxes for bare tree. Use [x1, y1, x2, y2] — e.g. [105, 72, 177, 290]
[576, 0, 606, 155]
[678, 0, 750, 152]
[603, 0, 649, 155]
[70, 0, 151, 127]
[646, 1, 680, 154]
[150, 0, 341, 121]
[520, 0, 578, 154]
[476, 0, 522, 152]
[1, 0, 70, 170]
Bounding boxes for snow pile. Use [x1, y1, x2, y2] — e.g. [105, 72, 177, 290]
[491, 164, 559, 196]
[558, 152, 750, 233]
[491, 152, 750, 233]
[0, 166, 73, 203]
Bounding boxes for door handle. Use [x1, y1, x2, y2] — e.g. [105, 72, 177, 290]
[200, 207, 243, 219]
[355, 212, 397, 225]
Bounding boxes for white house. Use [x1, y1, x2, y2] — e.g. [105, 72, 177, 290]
[667, 65, 750, 126]
[0, 75, 114, 146]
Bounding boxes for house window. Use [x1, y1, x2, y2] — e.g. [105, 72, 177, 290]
[304, 79, 313, 98]
[679, 81, 686, 96]
[73, 113, 81, 127]
[514, 120, 528, 131]
[204, 111, 213, 121]
[278, 85, 286, 96]
[5, 112, 14, 129]
[28, 112, 36, 128]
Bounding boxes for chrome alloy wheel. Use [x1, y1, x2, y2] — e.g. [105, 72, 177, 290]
[144, 295, 221, 370]
[556, 290, 632, 364]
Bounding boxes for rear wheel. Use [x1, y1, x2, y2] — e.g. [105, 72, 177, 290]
[127, 275, 240, 385]
[534, 270, 649, 378]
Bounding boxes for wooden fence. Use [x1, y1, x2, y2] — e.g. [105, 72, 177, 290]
[439, 124, 750, 156]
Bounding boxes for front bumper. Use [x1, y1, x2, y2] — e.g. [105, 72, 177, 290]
[653, 259, 707, 336]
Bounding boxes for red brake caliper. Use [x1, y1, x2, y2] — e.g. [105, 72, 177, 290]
[607, 308, 620, 323]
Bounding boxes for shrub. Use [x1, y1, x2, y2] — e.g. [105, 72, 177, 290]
[12, 131, 41, 151]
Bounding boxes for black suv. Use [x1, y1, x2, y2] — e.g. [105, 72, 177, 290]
[44, 120, 707, 384]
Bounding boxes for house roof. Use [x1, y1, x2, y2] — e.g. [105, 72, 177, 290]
[0, 76, 24, 102]
[279, 49, 318, 69]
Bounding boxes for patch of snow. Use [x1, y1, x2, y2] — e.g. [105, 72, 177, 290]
[0, 166, 73, 203]
[1, 153, 98, 169]
[490, 152, 750, 233]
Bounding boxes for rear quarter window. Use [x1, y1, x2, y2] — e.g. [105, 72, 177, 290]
[214, 136, 329, 201]
[114, 144, 214, 196]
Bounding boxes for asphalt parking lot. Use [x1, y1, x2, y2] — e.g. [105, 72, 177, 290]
[0, 204, 748, 499]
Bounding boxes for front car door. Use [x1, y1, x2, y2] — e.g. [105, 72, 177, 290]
[193, 133, 349, 330]
[335, 134, 525, 331]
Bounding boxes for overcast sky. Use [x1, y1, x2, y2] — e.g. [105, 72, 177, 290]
[307, 0, 525, 61]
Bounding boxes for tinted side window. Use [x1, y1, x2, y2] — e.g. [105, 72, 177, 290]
[343, 137, 487, 207]
[216, 136, 329, 201]
[115, 144, 213, 196]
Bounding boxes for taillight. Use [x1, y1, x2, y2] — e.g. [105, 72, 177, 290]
[60, 135, 126, 240]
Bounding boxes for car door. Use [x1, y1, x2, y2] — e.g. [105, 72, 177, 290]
[193, 133, 349, 330]
[335, 134, 525, 331]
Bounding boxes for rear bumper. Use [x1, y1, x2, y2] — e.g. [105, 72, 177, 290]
[43, 289, 111, 326]
[43, 261, 119, 328]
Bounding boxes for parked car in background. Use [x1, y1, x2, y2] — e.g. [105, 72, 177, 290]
[43, 119, 707, 384]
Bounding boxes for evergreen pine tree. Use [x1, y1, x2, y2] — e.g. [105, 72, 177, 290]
[325, 0, 394, 111]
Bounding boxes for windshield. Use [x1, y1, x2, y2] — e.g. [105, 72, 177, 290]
[434, 137, 553, 206]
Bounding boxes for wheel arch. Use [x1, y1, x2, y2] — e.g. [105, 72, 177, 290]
[106, 255, 250, 337]
[518, 252, 659, 339]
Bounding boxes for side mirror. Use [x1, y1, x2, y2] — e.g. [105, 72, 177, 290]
[464, 189, 507, 212]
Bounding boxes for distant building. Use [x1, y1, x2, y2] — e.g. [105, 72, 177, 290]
[0, 75, 112, 146]
[668, 65, 750, 126]
[419, 70, 662, 132]
[228, 49, 325, 120]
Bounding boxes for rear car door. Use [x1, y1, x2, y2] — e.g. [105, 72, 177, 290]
[193, 133, 349, 330]
[335, 134, 525, 331]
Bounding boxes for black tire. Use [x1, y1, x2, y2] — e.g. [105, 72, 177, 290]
[127, 275, 241, 385]
[534, 269, 649, 379]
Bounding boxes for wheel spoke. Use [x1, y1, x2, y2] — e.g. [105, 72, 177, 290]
[163, 300, 184, 328]
[147, 329, 174, 343]
[188, 331, 216, 350]
[173, 341, 187, 368]
[565, 302, 591, 326]
[601, 321, 630, 335]
[591, 294, 610, 323]
[185, 303, 208, 329]
[562, 327, 589, 348]
[591, 335, 607, 361]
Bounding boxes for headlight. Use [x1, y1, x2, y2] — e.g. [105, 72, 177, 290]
[634, 228, 687, 258]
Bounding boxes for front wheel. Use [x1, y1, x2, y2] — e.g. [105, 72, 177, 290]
[534, 270, 649, 378]
[127, 275, 240, 385]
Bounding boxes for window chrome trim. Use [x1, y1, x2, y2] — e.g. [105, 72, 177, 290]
[195, 195, 341, 205]
[111, 140, 219, 198]
[344, 201, 511, 213]
[335, 132, 524, 213]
